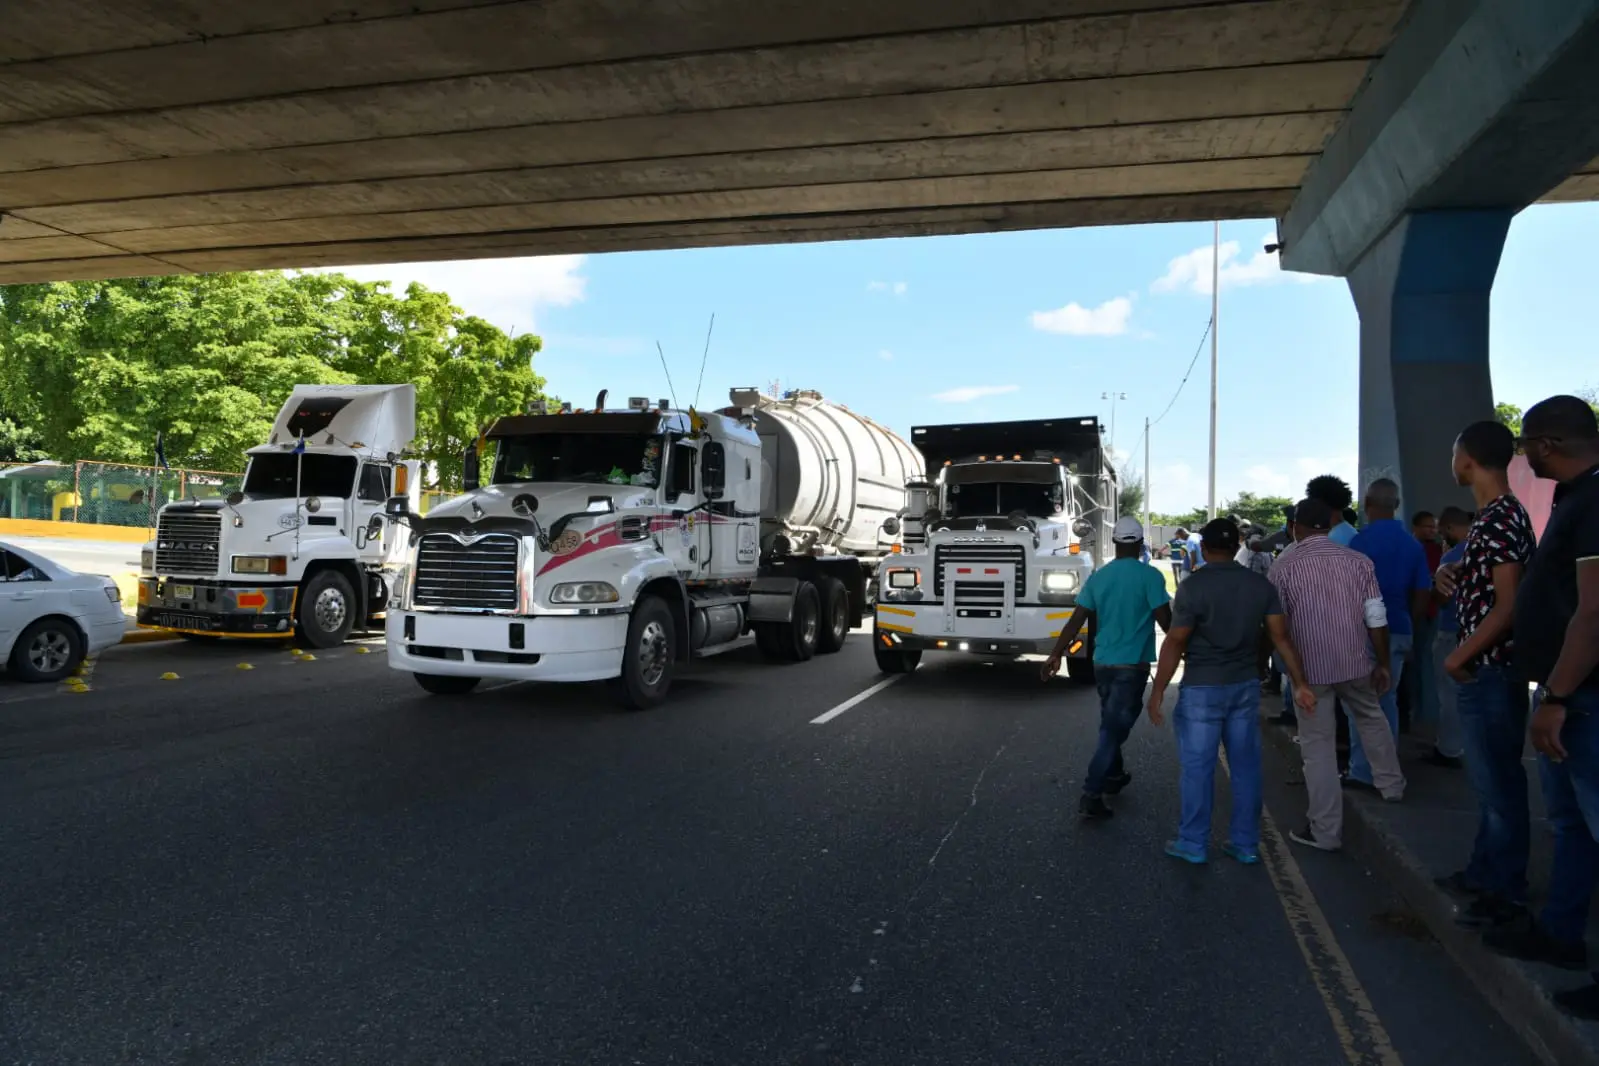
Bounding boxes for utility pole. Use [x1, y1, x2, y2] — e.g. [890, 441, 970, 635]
[1101, 391, 1126, 455]
[1143, 415, 1151, 544]
[1208, 219, 1219, 521]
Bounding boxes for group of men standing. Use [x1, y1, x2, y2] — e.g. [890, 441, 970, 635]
[1042, 394, 1599, 1018]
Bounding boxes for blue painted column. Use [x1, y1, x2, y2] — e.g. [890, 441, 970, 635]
[1346, 209, 1513, 514]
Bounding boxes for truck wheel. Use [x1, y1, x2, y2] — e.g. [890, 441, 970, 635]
[414, 673, 480, 695]
[754, 623, 786, 661]
[613, 596, 675, 710]
[815, 575, 849, 655]
[778, 581, 821, 662]
[872, 632, 921, 675]
[298, 569, 356, 649]
[10, 617, 84, 683]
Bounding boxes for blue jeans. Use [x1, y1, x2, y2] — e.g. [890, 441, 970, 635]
[1084, 666, 1147, 796]
[1348, 633, 1411, 785]
[1458, 664, 1531, 903]
[1174, 680, 1263, 854]
[1538, 688, 1599, 945]
[1411, 616, 1439, 728]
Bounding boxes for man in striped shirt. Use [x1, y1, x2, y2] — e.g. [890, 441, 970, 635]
[1270, 497, 1405, 851]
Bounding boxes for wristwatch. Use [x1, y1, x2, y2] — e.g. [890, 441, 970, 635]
[1539, 686, 1569, 708]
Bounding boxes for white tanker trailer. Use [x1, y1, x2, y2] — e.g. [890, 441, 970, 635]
[382, 387, 923, 708]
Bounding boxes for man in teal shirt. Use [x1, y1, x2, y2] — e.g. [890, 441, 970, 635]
[1044, 515, 1173, 819]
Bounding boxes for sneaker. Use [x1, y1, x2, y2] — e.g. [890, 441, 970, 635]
[1455, 894, 1526, 930]
[1433, 870, 1484, 900]
[1424, 748, 1465, 769]
[1289, 825, 1340, 851]
[1079, 794, 1114, 820]
[1554, 982, 1599, 1022]
[1102, 771, 1133, 796]
[1483, 917, 1589, 971]
[1164, 840, 1207, 865]
[1222, 842, 1261, 865]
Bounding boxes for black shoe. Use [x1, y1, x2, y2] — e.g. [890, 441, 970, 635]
[1079, 794, 1114, 820]
[1424, 748, 1465, 769]
[1102, 771, 1133, 796]
[1289, 825, 1339, 851]
[1434, 870, 1484, 900]
[1554, 982, 1599, 1022]
[1268, 712, 1298, 727]
[1456, 894, 1526, 930]
[1340, 773, 1378, 793]
[1483, 916, 1589, 971]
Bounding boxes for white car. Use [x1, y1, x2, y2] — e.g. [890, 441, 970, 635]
[0, 541, 128, 682]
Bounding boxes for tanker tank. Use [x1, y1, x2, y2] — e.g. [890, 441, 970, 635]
[726, 388, 922, 563]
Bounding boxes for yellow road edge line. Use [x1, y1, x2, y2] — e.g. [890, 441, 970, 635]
[876, 605, 916, 617]
[875, 621, 913, 634]
[1221, 751, 1404, 1066]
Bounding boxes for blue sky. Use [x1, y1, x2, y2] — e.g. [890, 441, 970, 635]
[327, 202, 1599, 514]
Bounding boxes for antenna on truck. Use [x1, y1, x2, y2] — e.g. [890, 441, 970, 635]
[654, 341, 681, 412]
[692, 313, 716, 411]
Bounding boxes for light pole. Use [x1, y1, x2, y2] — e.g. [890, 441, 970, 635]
[1101, 391, 1126, 454]
[1208, 219, 1219, 521]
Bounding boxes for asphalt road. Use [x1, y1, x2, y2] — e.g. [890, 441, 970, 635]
[0, 634, 1540, 1066]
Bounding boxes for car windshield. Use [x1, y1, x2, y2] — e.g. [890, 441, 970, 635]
[493, 433, 663, 487]
[242, 453, 359, 499]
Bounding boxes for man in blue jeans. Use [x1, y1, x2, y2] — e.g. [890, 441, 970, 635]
[1044, 515, 1172, 820]
[1435, 420, 1535, 929]
[1146, 518, 1315, 864]
[1481, 396, 1599, 1018]
[1348, 478, 1433, 788]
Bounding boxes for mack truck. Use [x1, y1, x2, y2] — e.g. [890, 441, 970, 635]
[872, 415, 1118, 682]
[382, 387, 921, 708]
[137, 385, 421, 647]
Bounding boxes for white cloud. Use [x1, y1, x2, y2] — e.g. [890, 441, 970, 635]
[306, 254, 587, 334]
[933, 384, 1019, 403]
[868, 280, 909, 296]
[1030, 294, 1134, 336]
[1151, 233, 1323, 296]
[878, 349, 894, 361]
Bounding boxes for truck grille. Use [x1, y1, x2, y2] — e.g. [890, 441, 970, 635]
[932, 543, 1026, 598]
[412, 533, 520, 611]
[154, 512, 221, 575]
[951, 579, 1006, 617]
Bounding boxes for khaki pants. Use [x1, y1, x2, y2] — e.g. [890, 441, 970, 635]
[1299, 677, 1405, 848]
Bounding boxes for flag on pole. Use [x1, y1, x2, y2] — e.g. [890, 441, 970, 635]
[292, 434, 307, 455]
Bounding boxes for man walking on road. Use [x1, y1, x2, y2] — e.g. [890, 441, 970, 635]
[1434, 420, 1535, 929]
[1270, 498, 1404, 851]
[1044, 515, 1172, 820]
[1348, 479, 1433, 788]
[1146, 519, 1315, 864]
[1481, 397, 1599, 1012]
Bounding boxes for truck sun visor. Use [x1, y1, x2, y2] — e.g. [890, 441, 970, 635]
[285, 396, 354, 437]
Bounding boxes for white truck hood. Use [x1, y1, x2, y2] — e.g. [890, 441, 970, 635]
[257, 384, 416, 457]
[425, 482, 659, 524]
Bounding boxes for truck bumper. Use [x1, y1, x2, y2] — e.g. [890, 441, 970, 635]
[136, 577, 297, 637]
[387, 610, 628, 683]
[873, 603, 1088, 658]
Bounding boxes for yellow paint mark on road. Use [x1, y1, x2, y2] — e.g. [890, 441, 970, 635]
[237, 663, 254, 670]
[160, 672, 179, 680]
[300, 654, 317, 662]
[1222, 752, 1403, 1066]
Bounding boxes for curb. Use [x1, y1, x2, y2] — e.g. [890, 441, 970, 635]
[1261, 723, 1599, 1066]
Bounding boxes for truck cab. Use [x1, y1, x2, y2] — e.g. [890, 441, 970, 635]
[874, 416, 1117, 681]
[137, 384, 420, 647]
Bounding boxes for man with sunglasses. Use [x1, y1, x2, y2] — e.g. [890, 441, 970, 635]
[1481, 396, 1599, 1019]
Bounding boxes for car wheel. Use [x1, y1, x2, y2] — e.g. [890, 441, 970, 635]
[298, 570, 357, 649]
[11, 618, 85, 683]
[414, 673, 480, 695]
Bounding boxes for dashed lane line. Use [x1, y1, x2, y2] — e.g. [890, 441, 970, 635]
[810, 677, 901, 725]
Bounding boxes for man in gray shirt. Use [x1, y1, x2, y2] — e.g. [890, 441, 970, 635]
[1147, 518, 1315, 864]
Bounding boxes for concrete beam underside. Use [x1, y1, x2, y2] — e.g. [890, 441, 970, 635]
[0, 0, 1415, 281]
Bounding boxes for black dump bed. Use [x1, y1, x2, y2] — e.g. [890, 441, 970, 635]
[910, 416, 1104, 470]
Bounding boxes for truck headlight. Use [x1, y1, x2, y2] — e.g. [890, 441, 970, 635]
[233, 554, 289, 576]
[140, 548, 153, 573]
[1039, 569, 1080, 602]
[885, 567, 921, 590]
[549, 581, 619, 605]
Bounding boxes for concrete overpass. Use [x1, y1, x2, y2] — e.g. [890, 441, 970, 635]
[2, 0, 1597, 509]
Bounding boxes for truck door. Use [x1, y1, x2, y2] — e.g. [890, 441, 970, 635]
[353, 461, 392, 563]
[662, 437, 705, 575]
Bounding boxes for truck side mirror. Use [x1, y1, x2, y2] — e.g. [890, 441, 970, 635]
[881, 516, 901, 536]
[701, 442, 726, 500]
[384, 495, 410, 519]
[1072, 518, 1093, 537]
[462, 446, 481, 491]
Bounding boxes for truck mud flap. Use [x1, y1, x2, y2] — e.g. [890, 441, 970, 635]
[746, 577, 800, 623]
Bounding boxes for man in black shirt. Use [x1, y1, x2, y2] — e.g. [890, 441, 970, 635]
[1483, 395, 1599, 1018]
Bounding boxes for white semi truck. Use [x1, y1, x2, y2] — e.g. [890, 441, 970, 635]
[137, 385, 421, 647]
[383, 388, 920, 707]
[872, 415, 1118, 682]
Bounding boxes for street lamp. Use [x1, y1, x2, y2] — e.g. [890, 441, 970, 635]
[1101, 391, 1126, 453]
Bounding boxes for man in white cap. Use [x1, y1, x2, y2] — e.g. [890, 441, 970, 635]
[1044, 515, 1173, 819]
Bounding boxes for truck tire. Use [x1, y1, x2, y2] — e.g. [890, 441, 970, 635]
[779, 581, 821, 662]
[754, 622, 786, 660]
[10, 617, 85, 683]
[414, 673, 480, 695]
[815, 575, 849, 655]
[872, 631, 921, 675]
[298, 569, 356, 649]
[613, 596, 675, 710]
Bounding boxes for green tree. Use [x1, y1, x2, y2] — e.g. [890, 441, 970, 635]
[1494, 402, 1523, 436]
[1118, 474, 1144, 518]
[1222, 491, 1295, 530]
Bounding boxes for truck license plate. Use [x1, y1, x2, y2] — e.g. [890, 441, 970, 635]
[170, 584, 194, 600]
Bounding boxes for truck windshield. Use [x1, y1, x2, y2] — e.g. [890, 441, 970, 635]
[493, 433, 663, 487]
[242, 453, 359, 499]
[948, 481, 1058, 518]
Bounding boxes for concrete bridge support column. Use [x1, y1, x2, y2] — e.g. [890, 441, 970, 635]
[1346, 209, 1513, 515]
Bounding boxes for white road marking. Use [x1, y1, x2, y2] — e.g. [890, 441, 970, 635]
[810, 677, 900, 724]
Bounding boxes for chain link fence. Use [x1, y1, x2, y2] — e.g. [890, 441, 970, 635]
[0, 459, 242, 530]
